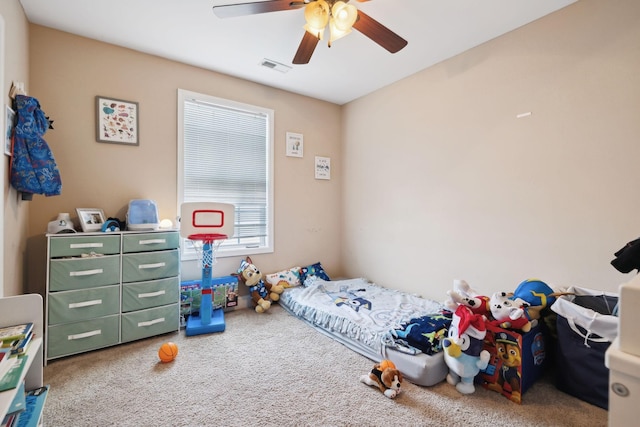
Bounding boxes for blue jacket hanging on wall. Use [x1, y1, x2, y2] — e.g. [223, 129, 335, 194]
[10, 94, 62, 200]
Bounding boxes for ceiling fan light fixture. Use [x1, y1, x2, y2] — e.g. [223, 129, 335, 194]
[303, 0, 330, 39]
[332, 2, 357, 31]
[329, 2, 357, 44]
[329, 20, 351, 44]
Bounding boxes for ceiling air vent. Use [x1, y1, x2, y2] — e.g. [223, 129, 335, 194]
[260, 58, 291, 73]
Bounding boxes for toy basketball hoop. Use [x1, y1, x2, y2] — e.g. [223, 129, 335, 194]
[180, 202, 234, 336]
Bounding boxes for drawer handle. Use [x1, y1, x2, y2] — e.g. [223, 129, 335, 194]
[139, 239, 166, 245]
[139, 262, 165, 270]
[68, 299, 102, 309]
[70, 268, 104, 277]
[138, 290, 166, 298]
[69, 242, 104, 249]
[68, 329, 101, 340]
[138, 317, 165, 327]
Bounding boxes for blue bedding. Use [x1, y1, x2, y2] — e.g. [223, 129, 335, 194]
[280, 277, 446, 356]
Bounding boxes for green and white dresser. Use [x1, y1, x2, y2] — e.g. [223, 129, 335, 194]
[45, 230, 180, 363]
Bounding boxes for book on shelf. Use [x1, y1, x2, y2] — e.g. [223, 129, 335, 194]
[0, 324, 33, 348]
[9, 332, 33, 358]
[0, 350, 17, 381]
[0, 356, 27, 392]
[13, 385, 49, 427]
[4, 381, 26, 417]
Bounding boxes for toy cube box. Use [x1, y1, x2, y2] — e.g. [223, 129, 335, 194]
[180, 275, 239, 316]
[477, 322, 547, 403]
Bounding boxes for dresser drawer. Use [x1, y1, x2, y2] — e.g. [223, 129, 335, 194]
[49, 255, 120, 291]
[47, 315, 120, 359]
[121, 304, 178, 343]
[50, 234, 121, 257]
[48, 285, 120, 325]
[123, 232, 179, 253]
[122, 277, 179, 312]
[122, 250, 179, 283]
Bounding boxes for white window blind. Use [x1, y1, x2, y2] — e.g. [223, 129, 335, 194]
[178, 89, 274, 259]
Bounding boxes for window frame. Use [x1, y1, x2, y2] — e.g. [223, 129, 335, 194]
[177, 88, 274, 261]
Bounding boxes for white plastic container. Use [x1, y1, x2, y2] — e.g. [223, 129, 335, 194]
[606, 338, 640, 427]
[619, 274, 640, 357]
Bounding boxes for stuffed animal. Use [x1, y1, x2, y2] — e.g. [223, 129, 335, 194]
[512, 278, 574, 320]
[360, 360, 403, 399]
[234, 257, 284, 313]
[444, 279, 491, 317]
[443, 305, 490, 394]
[487, 292, 533, 332]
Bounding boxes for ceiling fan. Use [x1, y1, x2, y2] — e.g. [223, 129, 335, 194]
[212, 0, 408, 65]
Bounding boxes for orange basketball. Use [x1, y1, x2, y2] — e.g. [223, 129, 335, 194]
[158, 342, 178, 363]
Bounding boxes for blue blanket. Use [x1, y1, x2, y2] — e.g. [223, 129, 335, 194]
[280, 277, 445, 355]
[392, 311, 453, 355]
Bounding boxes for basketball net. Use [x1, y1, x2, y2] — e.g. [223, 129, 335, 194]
[189, 239, 223, 270]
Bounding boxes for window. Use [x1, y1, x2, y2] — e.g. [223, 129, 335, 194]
[177, 89, 274, 260]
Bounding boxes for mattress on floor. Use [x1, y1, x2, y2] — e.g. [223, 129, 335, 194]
[279, 277, 449, 386]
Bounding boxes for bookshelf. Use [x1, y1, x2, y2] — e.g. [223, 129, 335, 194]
[0, 294, 45, 423]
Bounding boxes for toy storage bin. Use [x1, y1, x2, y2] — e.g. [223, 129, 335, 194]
[550, 286, 619, 409]
[180, 275, 239, 316]
[477, 322, 548, 404]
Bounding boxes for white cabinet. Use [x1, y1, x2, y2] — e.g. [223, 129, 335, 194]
[0, 294, 45, 424]
[45, 230, 180, 363]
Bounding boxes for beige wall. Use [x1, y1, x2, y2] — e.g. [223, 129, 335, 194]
[5, 0, 639, 302]
[24, 25, 343, 296]
[342, 0, 640, 301]
[1, 0, 30, 297]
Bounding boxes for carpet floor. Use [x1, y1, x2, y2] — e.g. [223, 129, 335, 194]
[43, 305, 608, 426]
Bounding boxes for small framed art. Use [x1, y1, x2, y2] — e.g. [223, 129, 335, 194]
[315, 156, 331, 180]
[286, 132, 303, 157]
[76, 208, 106, 232]
[5, 105, 15, 156]
[96, 96, 139, 145]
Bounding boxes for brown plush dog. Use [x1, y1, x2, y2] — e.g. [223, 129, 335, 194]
[234, 256, 284, 313]
[360, 360, 403, 399]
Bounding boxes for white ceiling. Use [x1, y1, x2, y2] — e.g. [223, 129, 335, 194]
[19, 0, 577, 105]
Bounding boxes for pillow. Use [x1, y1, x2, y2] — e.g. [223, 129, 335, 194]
[265, 267, 302, 289]
[300, 262, 331, 285]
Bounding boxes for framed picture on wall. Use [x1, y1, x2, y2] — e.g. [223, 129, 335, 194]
[95, 96, 139, 145]
[286, 132, 303, 157]
[76, 208, 106, 232]
[315, 156, 331, 180]
[5, 105, 15, 156]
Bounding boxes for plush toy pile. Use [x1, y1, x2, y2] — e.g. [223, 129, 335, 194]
[444, 279, 562, 334]
[442, 278, 566, 395]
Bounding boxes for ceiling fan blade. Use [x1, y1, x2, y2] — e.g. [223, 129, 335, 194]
[213, 0, 306, 19]
[292, 31, 320, 64]
[352, 10, 407, 54]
